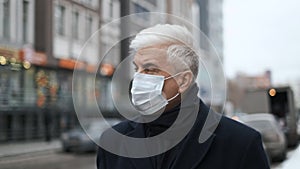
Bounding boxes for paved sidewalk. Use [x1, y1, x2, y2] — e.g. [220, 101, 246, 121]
[0, 140, 61, 158]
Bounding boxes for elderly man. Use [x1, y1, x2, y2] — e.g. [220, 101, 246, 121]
[97, 24, 270, 169]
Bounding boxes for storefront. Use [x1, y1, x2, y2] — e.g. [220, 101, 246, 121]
[0, 46, 28, 141]
[0, 47, 116, 142]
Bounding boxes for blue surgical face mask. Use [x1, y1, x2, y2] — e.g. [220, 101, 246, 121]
[130, 72, 181, 115]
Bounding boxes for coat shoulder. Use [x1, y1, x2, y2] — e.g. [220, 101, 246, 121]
[216, 115, 261, 140]
[111, 120, 133, 134]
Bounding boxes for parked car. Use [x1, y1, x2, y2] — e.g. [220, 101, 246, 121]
[61, 118, 120, 153]
[239, 113, 287, 162]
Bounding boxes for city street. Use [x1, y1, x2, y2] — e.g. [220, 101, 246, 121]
[0, 0, 299, 169]
[0, 151, 96, 169]
[1, 144, 300, 169]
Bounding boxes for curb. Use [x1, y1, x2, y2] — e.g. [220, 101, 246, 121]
[0, 141, 62, 159]
[0, 147, 61, 159]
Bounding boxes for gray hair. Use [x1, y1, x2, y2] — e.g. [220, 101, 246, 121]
[130, 24, 199, 77]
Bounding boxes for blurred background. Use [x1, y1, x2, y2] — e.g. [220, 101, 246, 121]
[0, 0, 299, 169]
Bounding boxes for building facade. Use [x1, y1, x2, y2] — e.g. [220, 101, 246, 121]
[196, 0, 225, 109]
[235, 70, 272, 89]
[197, 0, 223, 61]
[0, 0, 38, 141]
[0, 0, 109, 142]
[226, 70, 272, 112]
[0, 0, 206, 142]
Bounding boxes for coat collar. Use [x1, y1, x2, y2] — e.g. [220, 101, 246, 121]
[172, 100, 217, 169]
[173, 133, 216, 169]
[126, 121, 154, 169]
[124, 99, 218, 169]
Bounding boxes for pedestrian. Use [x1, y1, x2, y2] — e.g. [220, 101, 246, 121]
[96, 24, 270, 169]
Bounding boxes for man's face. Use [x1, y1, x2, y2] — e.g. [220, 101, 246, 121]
[132, 45, 181, 107]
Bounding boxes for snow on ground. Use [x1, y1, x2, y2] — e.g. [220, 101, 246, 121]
[272, 145, 300, 169]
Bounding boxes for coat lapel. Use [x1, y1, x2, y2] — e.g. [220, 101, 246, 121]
[121, 99, 219, 169]
[172, 101, 218, 169]
[173, 133, 215, 169]
[126, 121, 154, 169]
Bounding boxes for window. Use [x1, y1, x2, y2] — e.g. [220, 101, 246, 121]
[0, 71, 9, 106]
[133, 3, 149, 21]
[23, 0, 29, 42]
[3, 0, 10, 39]
[9, 71, 21, 106]
[86, 15, 92, 39]
[55, 5, 66, 36]
[87, 0, 93, 6]
[109, 1, 113, 18]
[145, 0, 156, 6]
[72, 11, 79, 39]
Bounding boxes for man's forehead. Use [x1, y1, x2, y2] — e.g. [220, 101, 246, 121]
[136, 46, 167, 57]
[133, 46, 176, 72]
[133, 46, 169, 66]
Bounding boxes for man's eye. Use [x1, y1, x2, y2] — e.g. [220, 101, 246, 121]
[143, 68, 160, 74]
[144, 69, 151, 72]
[144, 68, 155, 72]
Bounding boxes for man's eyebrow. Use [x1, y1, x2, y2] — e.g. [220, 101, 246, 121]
[142, 63, 159, 69]
[132, 61, 159, 69]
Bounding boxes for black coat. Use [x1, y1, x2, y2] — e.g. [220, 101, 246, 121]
[97, 99, 270, 169]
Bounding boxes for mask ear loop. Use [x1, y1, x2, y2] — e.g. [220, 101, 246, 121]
[167, 93, 180, 102]
[164, 72, 183, 102]
[164, 72, 182, 80]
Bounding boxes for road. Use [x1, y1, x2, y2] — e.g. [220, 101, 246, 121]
[0, 151, 96, 169]
[1, 145, 300, 169]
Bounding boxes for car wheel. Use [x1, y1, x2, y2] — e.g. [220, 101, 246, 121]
[273, 151, 286, 162]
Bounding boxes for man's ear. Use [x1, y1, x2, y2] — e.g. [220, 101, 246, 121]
[178, 71, 194, 94]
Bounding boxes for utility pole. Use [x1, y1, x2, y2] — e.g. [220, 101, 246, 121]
[120, 0, 130, 61]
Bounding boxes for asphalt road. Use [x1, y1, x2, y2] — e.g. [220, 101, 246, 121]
[0, 146, 298, 169]
[0, 151, 96, 169]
